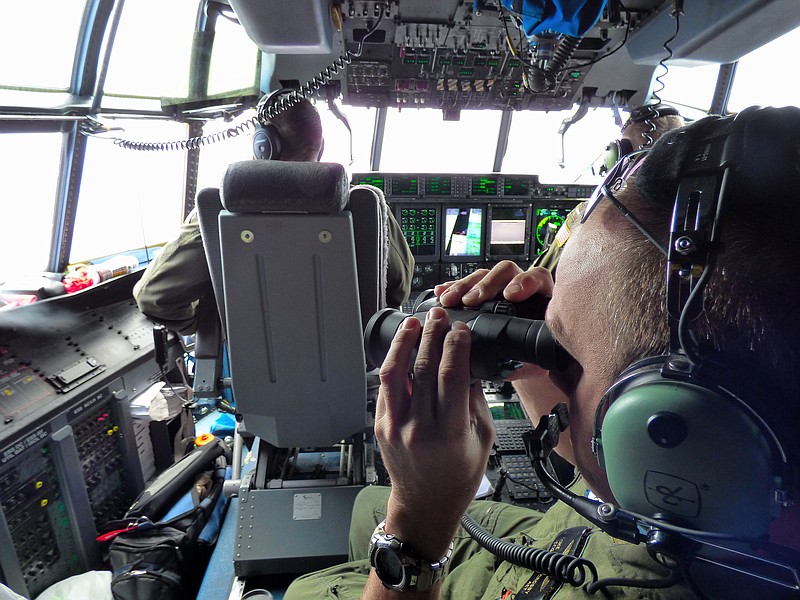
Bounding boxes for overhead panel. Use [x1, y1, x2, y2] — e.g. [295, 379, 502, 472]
[246, 0, 672, 112]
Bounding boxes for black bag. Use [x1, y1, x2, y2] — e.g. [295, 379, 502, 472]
[105, 439, 228, 600]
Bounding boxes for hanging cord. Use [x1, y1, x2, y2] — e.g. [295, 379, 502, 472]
[88, 4, 387, 152]
[652, 1, 682, 106]
[257, 3, 384, 124]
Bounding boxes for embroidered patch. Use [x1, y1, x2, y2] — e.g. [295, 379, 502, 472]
[554, 223, 572, 248]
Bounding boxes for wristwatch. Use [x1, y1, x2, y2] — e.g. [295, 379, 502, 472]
[368, 520, 454, 592]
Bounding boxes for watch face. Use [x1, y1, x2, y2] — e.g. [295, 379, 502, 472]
[374, 547, 404, 587]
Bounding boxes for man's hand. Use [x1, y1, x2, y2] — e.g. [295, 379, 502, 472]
[374, 308, 495, 562]
[436, 260, 554, 310]
[433, 261, 575, 463]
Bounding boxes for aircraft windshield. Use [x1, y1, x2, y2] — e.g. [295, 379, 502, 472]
[1, 1, 799, 288]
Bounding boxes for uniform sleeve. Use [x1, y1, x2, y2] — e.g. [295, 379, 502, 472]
[385, 209, 415, 308]
[530, 202, 585, 275]
[132, 211, 213, 335]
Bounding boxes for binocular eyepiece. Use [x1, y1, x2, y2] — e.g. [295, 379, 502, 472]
[364, 292, 572, 381]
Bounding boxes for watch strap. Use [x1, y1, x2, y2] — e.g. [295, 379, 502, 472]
[368, 519, 454, 592]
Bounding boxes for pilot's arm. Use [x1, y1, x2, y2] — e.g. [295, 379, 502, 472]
[386, 210, 415, 308]
[132, 210, 212, 335]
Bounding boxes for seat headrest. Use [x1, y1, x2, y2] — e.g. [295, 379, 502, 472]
[220, 160, 350, 213]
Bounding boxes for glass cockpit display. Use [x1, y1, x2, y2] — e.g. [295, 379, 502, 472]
[533, 205, 572, 256]
[444, 207, 483, 258]
[397, 206, 438, 260]
[487, 205, 530, 259]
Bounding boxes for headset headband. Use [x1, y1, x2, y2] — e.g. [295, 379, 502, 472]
[664, 111, 752, 356]
[256, 87, 308, 128]
[621, 103, 682, 133]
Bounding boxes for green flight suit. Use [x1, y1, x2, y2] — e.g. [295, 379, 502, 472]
[284, 482, 783, 599]
[531, 202, 584, 273]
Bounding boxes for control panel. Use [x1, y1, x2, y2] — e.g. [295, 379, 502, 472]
[333, 1, 657, 113]
[352, 172, 590, 294]
[0, 273, 180, 598]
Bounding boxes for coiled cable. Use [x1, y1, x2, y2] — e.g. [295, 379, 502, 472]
[101, 4, 387, 151]
[460, 513, 599, 589]
[524, 34, 581, 93]
[110, 119, 258, 152]
[550, 35, 581, 71]
[258, 3, 385, 122]
[652, 1, 682, 106]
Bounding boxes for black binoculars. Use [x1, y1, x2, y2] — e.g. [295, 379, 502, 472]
[364, 292, 572, 381]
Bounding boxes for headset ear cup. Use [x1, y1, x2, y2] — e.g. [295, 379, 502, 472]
[617, 137, 633, 158]
[596, 358, 781, 539]
[600, 141, 620, 175]
[600, 139, 637, 175]
[252, 123, 282, 160]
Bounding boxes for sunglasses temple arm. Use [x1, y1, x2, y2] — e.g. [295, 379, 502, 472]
[611, 197, 669, 257]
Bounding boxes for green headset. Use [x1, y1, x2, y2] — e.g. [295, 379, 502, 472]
[591, 106, 793, 541]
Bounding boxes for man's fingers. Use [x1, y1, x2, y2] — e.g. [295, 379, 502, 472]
[506, 266, 555, 302]
[377, 317, 420, 423]
[440, 261, 522, 307]
[412, 307, 449, 416]
[436, 321, 472, 424]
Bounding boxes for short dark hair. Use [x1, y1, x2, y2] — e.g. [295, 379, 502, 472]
[265, 97, 323, 161]
[610, 107, 800, 469]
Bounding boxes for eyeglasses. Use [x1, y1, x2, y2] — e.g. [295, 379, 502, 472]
[582, 150, 668, 257]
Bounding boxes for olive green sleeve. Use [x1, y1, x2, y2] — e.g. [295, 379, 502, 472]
[530, 202, 585, 275]
[132, 211, 213, 335]
[386, 208, 415, 308]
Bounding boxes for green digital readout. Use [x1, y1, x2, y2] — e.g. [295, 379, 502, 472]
[472, 177, 498, 196]
[503, 177, 529, 196]
[355, 176, 386, 192]
[391, 176, 418, 196]
[424, 176, 452, 196]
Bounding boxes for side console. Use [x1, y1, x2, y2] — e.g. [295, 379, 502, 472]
[0, 273, 181, 598]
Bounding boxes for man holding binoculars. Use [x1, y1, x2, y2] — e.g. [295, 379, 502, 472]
[287, 107, 800, 599]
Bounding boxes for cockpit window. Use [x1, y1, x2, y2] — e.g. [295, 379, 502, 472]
[102, 2, 259, 112]
[70, 120, 187, 264]
[503, 109, 620, 184]
[207, 13, 260, 98]
[197, 112, 257, 193]
[317, 106, 377, 173]
[0, 0, 86, 107]
[102, 3, 196, 109]
[657, 63, 720, 122]
[381, 108, 502, 173]
[727, 24, 800, 111]
[0, 133, 62, 284]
